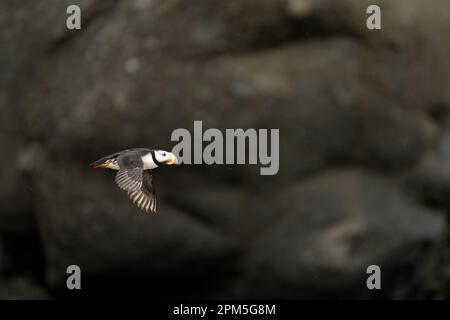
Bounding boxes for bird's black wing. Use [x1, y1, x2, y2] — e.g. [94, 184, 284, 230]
[115, 153, 144, 192]
[115, 168, 143, 192]
[127, 171, 157, 213]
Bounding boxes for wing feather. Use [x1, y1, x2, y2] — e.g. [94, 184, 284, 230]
[113, 152, 157, 212]
[127, 171, 157, 213]
[115, 168, 143, 192]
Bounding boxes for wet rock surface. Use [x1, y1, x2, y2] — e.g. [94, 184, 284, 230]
[1, 0, 450, 298]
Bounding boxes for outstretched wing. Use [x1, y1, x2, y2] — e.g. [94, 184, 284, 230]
[115, 153, 145, 192]
[115, 167, 143, 192]
[127, 171, 157, 213]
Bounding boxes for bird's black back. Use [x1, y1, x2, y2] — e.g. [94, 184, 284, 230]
[90, 148, 151, 167]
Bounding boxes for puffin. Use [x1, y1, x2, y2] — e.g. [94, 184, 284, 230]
[90, 148, 178, 213]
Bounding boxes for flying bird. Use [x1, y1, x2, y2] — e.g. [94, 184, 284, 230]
[90, 148, 178, 213]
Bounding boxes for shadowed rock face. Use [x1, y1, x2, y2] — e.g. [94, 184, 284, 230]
[241, 169, 444, 298]
[1, 0, 450, 298]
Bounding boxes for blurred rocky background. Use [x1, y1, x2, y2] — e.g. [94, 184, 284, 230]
[1, 0, 450, 299]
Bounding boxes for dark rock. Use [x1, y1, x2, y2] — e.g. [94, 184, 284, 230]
[0, 137, 34, 236]
[166, 182, 274, 241]
[0, 239, 7, 275]
[403, 129, 450, 211]
[34, 162, 237, 297]
[0, 276, 50, 300]
[1, 0, 450, 299]
[240, 169, 445, 298]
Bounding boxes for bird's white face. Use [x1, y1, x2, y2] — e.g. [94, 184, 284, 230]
[154, 150, 178, 165]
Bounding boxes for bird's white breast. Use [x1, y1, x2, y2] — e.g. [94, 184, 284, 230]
[142, 152, 158, 170]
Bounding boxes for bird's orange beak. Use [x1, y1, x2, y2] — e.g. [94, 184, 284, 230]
[92, 162, 108, 169]
[165, 153, 178, 165]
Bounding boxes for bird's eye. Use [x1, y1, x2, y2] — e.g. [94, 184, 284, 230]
[160, 152, 166, 156]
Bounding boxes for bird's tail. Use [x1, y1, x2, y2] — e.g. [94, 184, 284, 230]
[90, 153, 119, 167]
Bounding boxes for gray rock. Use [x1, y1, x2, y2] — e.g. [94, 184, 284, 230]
[0, 276, 50, 300]
[2, 0, 450, 299]
[166, 181, 274, 241]
[403, 129, 450, 211]
[240, 169, 445, 298]
[0, 239, 7, 275]
[34, 162, 237, 296]
[0, 136, 34, 236]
